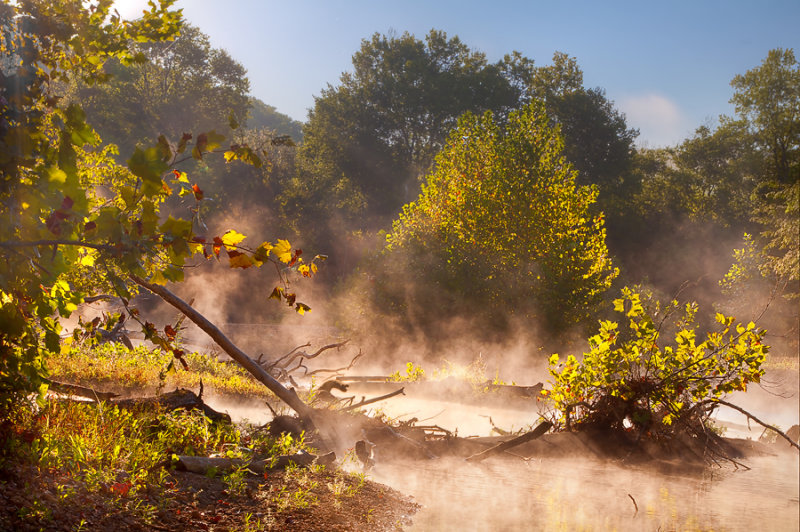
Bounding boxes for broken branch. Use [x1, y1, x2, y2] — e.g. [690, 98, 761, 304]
[703, 398, 800, 451]
[465, 421, 553, 462]
[340, 387, 406, 412]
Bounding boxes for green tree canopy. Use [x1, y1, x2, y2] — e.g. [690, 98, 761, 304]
[385, 103, 618, 331]
[67, 23, 251, 157]
[295, 29, 524, 224]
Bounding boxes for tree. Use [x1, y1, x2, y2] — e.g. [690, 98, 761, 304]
[730, 49, 799, 293]
[730, 48, 799, 187]
[247, 97, 303, 142]
[67, 23, 251, 158]
[385, 103, 618, 331]
[0, 1, 317, 415]
[295, 30, 524, 225]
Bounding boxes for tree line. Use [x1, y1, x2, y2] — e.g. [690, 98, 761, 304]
[0, 1, 797, 411]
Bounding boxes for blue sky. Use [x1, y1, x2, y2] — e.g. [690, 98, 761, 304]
[117, 0, 799, 147]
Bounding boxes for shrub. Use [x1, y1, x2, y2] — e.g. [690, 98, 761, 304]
[546, 287, 768, 438]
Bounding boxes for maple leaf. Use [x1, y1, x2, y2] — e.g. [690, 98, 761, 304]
[273, 239, 293, 263]
[220, 229, 246, 250]
[192, 183, 204, 200]
[212, 236, 223, 258]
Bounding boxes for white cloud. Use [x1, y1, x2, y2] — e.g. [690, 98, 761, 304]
[618, 93, 692, 148]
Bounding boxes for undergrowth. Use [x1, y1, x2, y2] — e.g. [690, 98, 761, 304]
[49, 343, 273, 398]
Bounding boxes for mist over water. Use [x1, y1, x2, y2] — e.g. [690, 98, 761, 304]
[371, 453, 799, 531]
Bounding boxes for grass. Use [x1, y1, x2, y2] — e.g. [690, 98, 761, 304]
[1, 342, 375, 531]
[49, 342, 275, 398]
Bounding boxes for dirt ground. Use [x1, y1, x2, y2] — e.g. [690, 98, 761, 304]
[0, 460, 419, 531]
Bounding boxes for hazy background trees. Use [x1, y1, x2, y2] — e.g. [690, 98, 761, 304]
[56, 15, 798, 357]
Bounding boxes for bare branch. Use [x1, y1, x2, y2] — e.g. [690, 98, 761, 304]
[702, 398, 800, 451]
[340, 387, 406, 412]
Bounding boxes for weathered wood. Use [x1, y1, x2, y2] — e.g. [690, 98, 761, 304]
[130, 276, 313, 419]
[465, 421, 553, 462]
[112, 388, 231, 423]
[174, 451, 336, 475]
[340, 387, 405, 412]
[46, 380, 119, 401]
[704, 398, 800, 452]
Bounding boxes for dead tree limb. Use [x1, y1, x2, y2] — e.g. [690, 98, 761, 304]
[703, 398, 800, 451]
[174, 451, 336, 475]
[46, 380, 119, 401]
[465, 421, 553, 462]
[304, 349, 364, 378]
[130, 275, 313, 419]
[340, 387, 405, 412]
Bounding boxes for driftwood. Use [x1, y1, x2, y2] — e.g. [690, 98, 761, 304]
[703, 398, 800, 452]
[364, 425, 438, 460]
[112, 388, 231, 423]
[130, 277, 316, 418]
[257, 341, 363, 384]
[46, 380, 119, 401]
[174, 451, 336, 475]
[465, 421, 553, 462]
[340, 387, 405, 412]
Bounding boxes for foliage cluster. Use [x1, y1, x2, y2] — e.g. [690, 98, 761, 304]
[0, 1, 317, 413]
[385, 103, 618, 330]
[547, 288, 768, 437]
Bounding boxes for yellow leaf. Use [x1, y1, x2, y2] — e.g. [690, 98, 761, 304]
[273, 239, 292, 263]
[79, 251, 96, 267]
[221, 229, 246, 250]
[188, 241, 204, 255]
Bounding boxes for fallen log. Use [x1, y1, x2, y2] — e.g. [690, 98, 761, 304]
[46, 380, 119, 402]
[174, 450, 336, 475]
[112, 388, 231, 423]
[465, 421, 553, 462]
[130, 276, 344, 453]
[131, 275, 312, 419]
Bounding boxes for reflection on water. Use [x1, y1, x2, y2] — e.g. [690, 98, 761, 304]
[371, 453, 799, 531]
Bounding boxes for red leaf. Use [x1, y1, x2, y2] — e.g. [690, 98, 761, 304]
[192, 183, 204, 200]
[164, 324, 177, 340]
[61, 196, 74, 210]
[84, 221, 96, 232]
[110, 482, 132, 497]
[212, 237, 223, 258]
[45, 212, 62, 235]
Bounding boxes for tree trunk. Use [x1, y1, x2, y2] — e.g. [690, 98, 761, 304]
[129, 276, 314, 420]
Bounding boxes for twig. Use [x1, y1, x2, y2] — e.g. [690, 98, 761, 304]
[628, 493, 638, 517]
[340, 387, 406, 412]
[703, 398, 800, 451]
